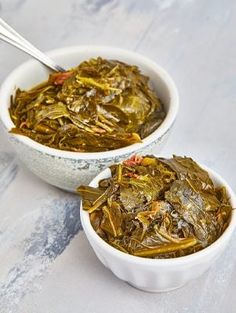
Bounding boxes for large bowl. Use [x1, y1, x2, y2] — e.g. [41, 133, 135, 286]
[80, 163, 236, 292]
[0, 46, 178, 192]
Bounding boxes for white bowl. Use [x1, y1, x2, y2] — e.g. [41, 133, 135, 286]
[80, 163, 236, 292]
[0, 46, 178, 192]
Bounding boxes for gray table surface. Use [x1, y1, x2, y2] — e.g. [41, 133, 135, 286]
[0, 0, 236, 312]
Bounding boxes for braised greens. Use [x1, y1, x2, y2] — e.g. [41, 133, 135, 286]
[78, 156, 232, 258]
[9, 58, 165, 152]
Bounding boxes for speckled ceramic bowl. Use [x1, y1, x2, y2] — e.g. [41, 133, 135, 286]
[80, 163, 236, 292]
[0, 46, 178, 192]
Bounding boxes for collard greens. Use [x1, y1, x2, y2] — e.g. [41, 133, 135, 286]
[9, 58, 165, 152]
[78, 155, 232, 258]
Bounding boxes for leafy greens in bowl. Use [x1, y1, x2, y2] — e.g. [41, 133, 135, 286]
[79, 155, 236, 292]
[9, 58, 166, 152]
[0, 46, 178, 191]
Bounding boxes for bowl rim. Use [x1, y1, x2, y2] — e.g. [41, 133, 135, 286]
[80, 160, 236, 266]
[0, 45, 179, 160]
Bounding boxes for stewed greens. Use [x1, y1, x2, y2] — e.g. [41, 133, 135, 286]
[78, 155, 232, 258]
[9, 58, 165, 152]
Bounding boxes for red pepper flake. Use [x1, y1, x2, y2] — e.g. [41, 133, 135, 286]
[123, 155, 143, 167]
[52, 71, 73, 85]
[125, 172, 140, 179]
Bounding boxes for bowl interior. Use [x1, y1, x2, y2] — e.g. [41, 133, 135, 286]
[0, 46, 178, 159]
[2, 46, 173, 114]
[80, 161, 236, 265]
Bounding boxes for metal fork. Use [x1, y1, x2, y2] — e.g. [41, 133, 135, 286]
[0, 18, 65, 72]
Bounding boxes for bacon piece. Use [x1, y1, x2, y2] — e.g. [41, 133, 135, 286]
[123, 155, 143, 167]
[52, 72, 73, 85]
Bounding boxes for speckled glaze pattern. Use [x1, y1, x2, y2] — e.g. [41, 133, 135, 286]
[9, 130, 170, 191]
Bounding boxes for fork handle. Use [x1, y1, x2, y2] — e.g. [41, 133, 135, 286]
[0, 18, 65, 72]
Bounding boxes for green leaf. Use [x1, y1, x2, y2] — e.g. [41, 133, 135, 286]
[10, 57, 165, 152]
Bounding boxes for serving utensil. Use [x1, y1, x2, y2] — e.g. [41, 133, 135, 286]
[0, 18, 65, 72]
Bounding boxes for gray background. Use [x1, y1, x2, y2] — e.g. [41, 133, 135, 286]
[0, 1, 236, 312]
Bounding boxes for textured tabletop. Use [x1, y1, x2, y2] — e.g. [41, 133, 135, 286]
[0, 0, 236, 312]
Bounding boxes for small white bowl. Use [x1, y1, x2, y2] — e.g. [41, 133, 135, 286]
[0, 46, 178, 192]
[80, 163, 236, 292]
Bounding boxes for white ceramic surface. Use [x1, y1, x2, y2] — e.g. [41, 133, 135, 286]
[0, 46, 178, 192]
[81, 164, 236, 292]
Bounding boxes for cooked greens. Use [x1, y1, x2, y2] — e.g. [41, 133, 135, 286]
[9, 58, 165, 152]
[78, 155, 232, 258]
